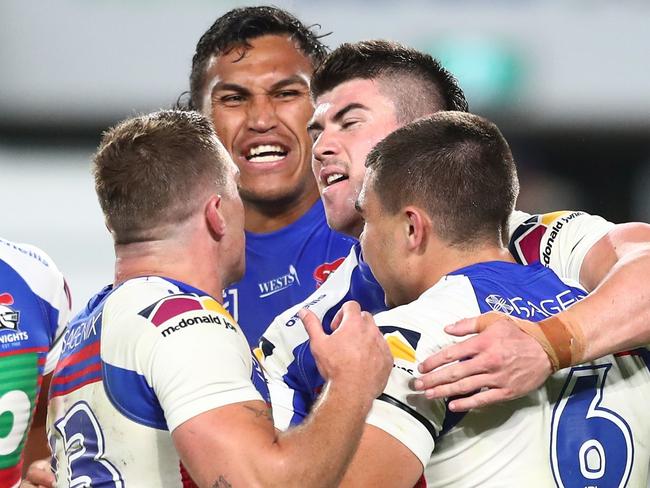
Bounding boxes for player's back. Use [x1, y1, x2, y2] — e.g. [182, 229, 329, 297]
[48, 276, 265, 487]
[369, 261, 650, 487]
[0, 237, 69, 488]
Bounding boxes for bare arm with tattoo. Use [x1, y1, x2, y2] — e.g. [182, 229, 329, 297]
[173, 301, 392, 488]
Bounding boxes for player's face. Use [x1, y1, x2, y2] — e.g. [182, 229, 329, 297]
[202, 35, 317, 208]
[356, 171, 404, 308]
[309, 79, 400, 238]
[218, 149, 246, 287]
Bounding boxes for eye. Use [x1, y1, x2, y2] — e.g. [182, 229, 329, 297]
[341, 119, 360, 129]
[275, 90, 300, 100]
[308, 129, 322, 143]
[218, 94, 246, 106]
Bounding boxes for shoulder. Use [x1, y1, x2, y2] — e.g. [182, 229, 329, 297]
[374, 275, 481, 349]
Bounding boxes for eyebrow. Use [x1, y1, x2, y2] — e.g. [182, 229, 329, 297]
[308, 102, 369, 133]
[211, 75, 309, 98]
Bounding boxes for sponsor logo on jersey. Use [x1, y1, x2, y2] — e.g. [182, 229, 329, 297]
[508, 211, 583, 266]
[161, 313, 235, 338]
[283, 294, 327, 327]
[485, 290, 585, 319]
[313, 258, 346, 287]
[540, 211, 582, 266]
[258, 265, 300, 298]
[0, 292, 28, 343]
[139, 293, 238, 337]
[61, 312, 101, 354]
[380, 326, 421, 375]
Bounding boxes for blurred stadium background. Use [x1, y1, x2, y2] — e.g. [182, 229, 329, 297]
[2, 0, 649, 312]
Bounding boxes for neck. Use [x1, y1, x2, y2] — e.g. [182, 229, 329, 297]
[113, 239, 223, 301]
[244, 189, 319, 233]
[411, 244, 515, 302]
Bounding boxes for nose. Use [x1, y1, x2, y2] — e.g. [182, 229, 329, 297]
[247, 94, 278, 132]
[312, 127, 339, 164]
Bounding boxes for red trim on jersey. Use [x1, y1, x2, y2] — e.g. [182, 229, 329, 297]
[180, 462, 199, 488]
[414, 474, 427, 488]
[54, 340, 100, 375]
[0, 346, 49, 358]
[0, 464, 21, 488]
[52, 362, 101, 385]
[50, 376, 102, 398]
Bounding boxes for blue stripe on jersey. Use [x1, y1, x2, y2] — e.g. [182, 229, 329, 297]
[103, 361, 168, 430]
[283, 245, 387, 426]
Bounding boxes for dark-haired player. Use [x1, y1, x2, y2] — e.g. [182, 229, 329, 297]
[188, 7, 355, 346]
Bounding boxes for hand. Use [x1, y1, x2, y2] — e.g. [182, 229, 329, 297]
[412, 312, 553, 411]
[21, 458, 54, 488]
[300, 301, 392, 399]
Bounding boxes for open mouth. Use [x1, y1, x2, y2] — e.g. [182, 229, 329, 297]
[324, 173, 348, 187]
[245, 144, 288, 163]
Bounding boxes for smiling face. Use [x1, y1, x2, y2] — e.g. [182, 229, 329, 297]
[309, 78, 400, 238]
[201, 35, 318, 211]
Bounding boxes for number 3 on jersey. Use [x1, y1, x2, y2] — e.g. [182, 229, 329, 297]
[53, 401, 124, 487]
[551, 365, 633, 488]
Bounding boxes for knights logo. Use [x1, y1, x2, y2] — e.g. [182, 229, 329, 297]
[0, 292, 20, 331]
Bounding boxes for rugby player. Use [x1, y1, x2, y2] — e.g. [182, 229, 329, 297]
[45, 110, 391, 487]
[0, 237, 70, 488]
[188, 7, 355, 346]
[332, 111, 650, 486]
[261, 40, 650, 429]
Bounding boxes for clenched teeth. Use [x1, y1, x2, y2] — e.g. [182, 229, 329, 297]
[326, 173, 347, 186]
[248, 144, 284, 157]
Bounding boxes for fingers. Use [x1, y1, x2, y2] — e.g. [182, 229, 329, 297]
[447, 387, 511, 413]
[417, 337, 481, 375]
[22, 458, 54, 488]
[299, 308, 324, 342]
[444, 311, 508, 336]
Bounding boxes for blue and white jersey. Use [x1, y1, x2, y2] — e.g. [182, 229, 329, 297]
[366, 261, 650, 487]
[224, 199, 355, 347]
[48, 276, 268, 488]
[0, 237, 70, 488]
[261, 210, 615, 430]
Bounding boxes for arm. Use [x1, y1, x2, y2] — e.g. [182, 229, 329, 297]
[338, 425, 422, 488]
[414, 221, 650, 411]
[173, 302, 393, 488]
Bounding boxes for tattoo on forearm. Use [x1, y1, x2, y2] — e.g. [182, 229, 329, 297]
[212, 475, 232, 487]
[243, 405, 273, 423]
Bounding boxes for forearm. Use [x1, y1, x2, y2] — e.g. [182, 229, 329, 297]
[266, 380, 373, 487]
[561, 243, 650, 363]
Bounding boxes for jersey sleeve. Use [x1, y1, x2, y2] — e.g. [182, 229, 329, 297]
[365, 311, 449, 468]
[365, 279, 482, 467]
[260, 248, 360, 430]
[507, 210, 615, 282]
[17, 243, 73, 375]
[102, 289, 263, 433]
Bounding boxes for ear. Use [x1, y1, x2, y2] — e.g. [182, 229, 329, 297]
[403, 206, 429, 253]
[205, 194, 226, 240]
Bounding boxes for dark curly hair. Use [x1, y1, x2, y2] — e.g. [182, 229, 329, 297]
[188, 6, 328, 110]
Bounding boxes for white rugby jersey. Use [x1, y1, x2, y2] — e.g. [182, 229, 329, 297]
[261, 210, 615, 430]
[48, 276, 266, 487]
[0, 237, 70, 488]
[366, 260, 650, 487]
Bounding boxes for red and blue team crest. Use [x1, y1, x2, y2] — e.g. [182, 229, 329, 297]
[138, 293, 231, 326]
[313, 257, 345, 287]
[0, 292, 20, 331]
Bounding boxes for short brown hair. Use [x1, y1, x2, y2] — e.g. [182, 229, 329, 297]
[365, 111, 519, 248]
[93, 110, 228, 244]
